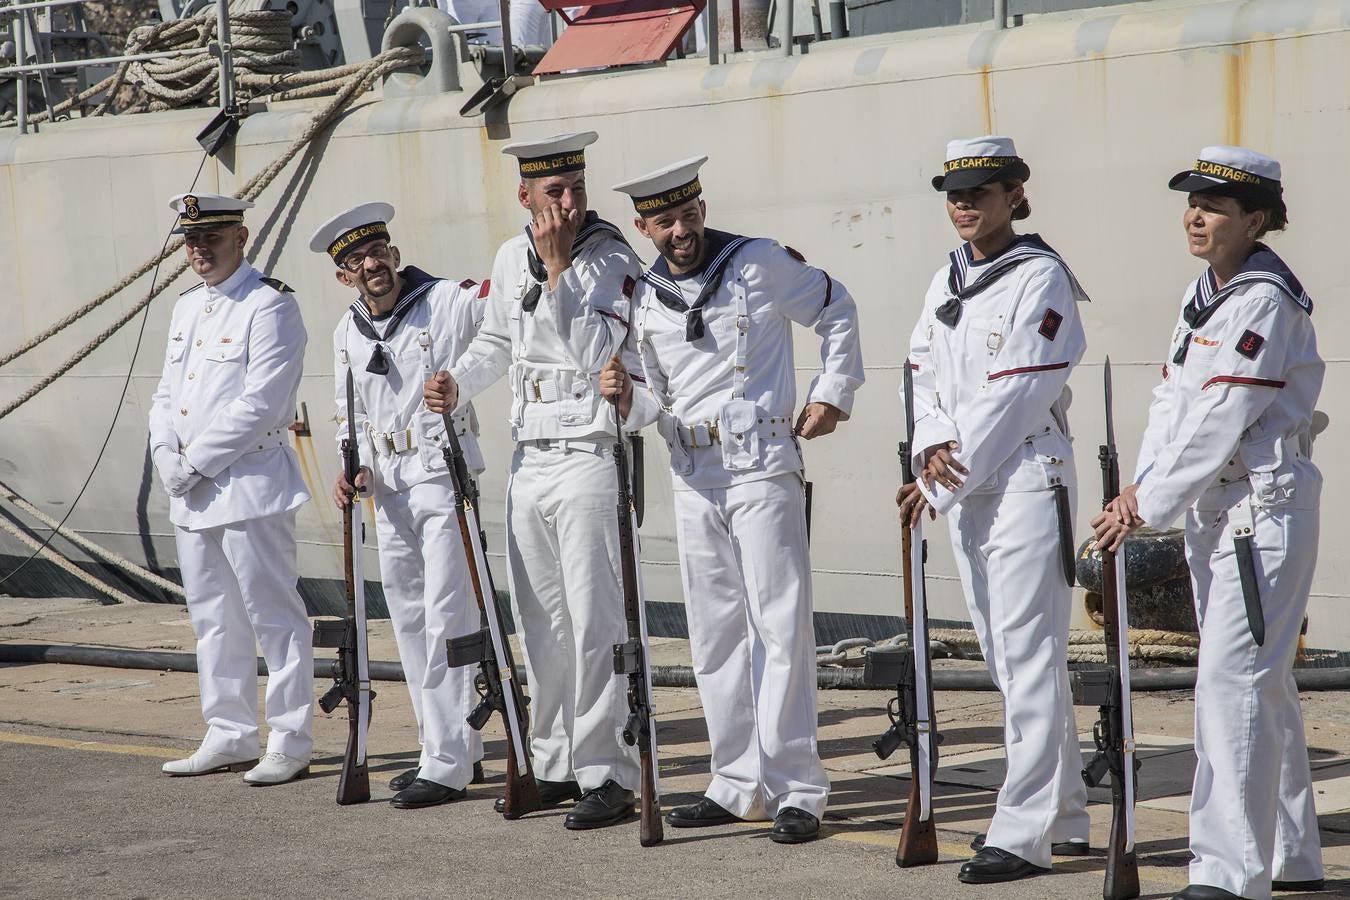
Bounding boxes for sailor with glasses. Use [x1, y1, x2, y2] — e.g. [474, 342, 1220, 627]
[314, 202, 490, 809]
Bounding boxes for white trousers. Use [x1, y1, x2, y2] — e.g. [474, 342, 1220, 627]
[373, 477, 484, 789]
[1186, 503, 1323, 898]
[505, 440, 638, 791]
[673, 473, 829, 820]
[174, 510, 313, 760]
[948, 487, 1089, 868]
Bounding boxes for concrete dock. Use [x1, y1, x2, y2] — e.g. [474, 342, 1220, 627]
[2, 595, 1347, 898]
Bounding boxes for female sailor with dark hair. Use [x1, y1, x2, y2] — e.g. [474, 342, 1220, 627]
[1094, 147, 1325, 900]
[897, 136, 1090, 885]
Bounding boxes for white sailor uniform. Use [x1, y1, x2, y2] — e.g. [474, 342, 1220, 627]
[448, 213, 642, 791]
[624, 232, 864, 820]
[148, 261, 314, 761]
[333, 267, 489, 790]
[1132, 246, 1324, 898]
[908, 236, 1090, 867]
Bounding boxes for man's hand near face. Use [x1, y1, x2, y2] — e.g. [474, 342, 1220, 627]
[534, 203, 579, 288]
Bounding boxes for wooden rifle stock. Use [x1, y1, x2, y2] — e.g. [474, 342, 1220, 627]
[440, 414, 541, 818]
[894, 513, 938, 866]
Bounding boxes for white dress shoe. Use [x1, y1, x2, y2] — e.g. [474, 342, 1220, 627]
[243, 752, 311, 785]
[162, 749, 258, 777]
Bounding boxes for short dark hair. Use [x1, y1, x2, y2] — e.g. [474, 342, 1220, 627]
[1238, 195, 1288, 238]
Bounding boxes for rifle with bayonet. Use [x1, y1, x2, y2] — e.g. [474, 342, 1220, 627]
[312, 367, 374, 805]
[1076, 357, 1140, 899]
[441, 410, 542, 819]
[867, 360, 939, 867]
[610, 408, 663, 847]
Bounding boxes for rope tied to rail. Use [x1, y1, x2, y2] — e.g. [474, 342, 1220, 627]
[0, 42, 424, 421]
[819, 628, 1203, 668]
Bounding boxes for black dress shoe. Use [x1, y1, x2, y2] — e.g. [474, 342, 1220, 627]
[389, 767, 419, 791]
[390, 778, 467, 809]
[564, 779, 635, 830]
[1171, 886, 1243, 899]
[969, 833, 1091, 856]
[958, 846, 1050, 884]
[1272, 878, 1324, 892]
[769, 807, 820, 844]
[493, 778, 582, 814]
[668, 797, 741, 828]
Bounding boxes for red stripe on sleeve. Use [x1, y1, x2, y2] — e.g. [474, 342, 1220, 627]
[478, 279, 491, 299]
[986, 361, 1070, 382]
[597, 308, 631, 331]
[1202, 375, 1286, 390]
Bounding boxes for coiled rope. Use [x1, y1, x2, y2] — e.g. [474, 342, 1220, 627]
[819, 628, 1202, 668]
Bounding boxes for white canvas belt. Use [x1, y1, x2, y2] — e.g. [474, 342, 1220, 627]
[678, 415, 791, 449]
[367, 413, 470, 456]
[519, 437, 604, 455]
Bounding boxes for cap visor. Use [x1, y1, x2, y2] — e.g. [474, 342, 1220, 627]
[1168, 171, 1226, 193]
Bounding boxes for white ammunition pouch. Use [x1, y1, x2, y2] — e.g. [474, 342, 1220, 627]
[368, 425, 414, 456]
[513, 365, 597, 426]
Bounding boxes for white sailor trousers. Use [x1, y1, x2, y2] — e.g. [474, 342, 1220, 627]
[505, 440, 638, 791]
[1185, 503, 1322, 898]
[174, 509, 314, 760]
[673, 472, 829, 820]
[372, 476, 484, 789]
[947, 486, 1088, 868]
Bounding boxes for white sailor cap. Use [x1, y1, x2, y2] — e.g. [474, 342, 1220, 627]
[1169, 146, 1283, 204]
[168, 192, 254, 233]
[931, 136, 1031, 191]
[502, 131, 598, 178]
[309, 202, 396, 263]
[613, 155, 708, 216]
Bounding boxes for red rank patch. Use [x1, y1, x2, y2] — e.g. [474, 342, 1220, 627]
[1236, 329, 1265, 359]
[622, 275, 635, 298]
[459, 278, 477, 290]
[478, 279, 491, 299]
[785, 246, 807, 263]
[1038, 308, 1063, 341]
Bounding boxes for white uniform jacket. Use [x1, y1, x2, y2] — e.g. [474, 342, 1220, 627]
[333, 268, 487, 495]
[448, 213, 643, 441]
[908, 236, 1088, 514]
[623, 231, 864, 491]
[1133, 245, 1323, 526]
[149, 261, 311, 531]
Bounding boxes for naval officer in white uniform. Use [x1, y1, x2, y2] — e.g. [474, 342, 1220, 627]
[1094, 148, 1325, 900]
[896, 137, 1091, 882]
[151, 193, 314, 786]
[423, 132, 643, 829]
[603, 156, 865, 844]
[315, 203, 489, 810]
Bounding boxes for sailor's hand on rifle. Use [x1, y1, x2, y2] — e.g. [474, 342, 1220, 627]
[920, 441, 967, 492]
[794, 402, 841, 439]
[333, 466, 371, 509]
[599, 355, 634, 420]
[424, 370, 458, 414]
[895, 482, 936, 528]
[534, 202, 579, 288]
[1091, 484, 1144, 552]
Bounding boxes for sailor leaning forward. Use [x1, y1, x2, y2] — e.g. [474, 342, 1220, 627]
[605, 155, 865, 844]
[1094, 147, 1325, 900]
[314, 203, 490, 809]
[423, 132, 643, 829]
[896, 137, 1091, 883]
[152, 193, 314, 786]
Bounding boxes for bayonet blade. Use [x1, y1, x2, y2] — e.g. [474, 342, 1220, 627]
[903, 359, 916, 445]
[1103, 356, 1115, 452]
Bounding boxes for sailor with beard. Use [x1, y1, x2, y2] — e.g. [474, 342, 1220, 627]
[896, 137, 1091, 884]
[152, 193, 314, 786]
[423, 132, 643, 830]
[602, 156, 864, 844]
[313, 203, 489, 809]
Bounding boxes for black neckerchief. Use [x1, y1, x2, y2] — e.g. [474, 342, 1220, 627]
[348, 266, 440, 375]
[640, 229, 753, 341]
[521, 211, 631, 313]
[936, 233, 1085, 327]
[1172, 243, 1313, 365]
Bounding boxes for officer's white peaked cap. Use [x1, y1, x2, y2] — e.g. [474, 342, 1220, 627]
[167, 192, 254, 232]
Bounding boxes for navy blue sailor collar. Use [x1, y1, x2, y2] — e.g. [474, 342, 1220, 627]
[937, 233, 1086, 327]
[348, 265, 441, 375]
[520, 211, 631, 312]
[641, 228, 753, 341]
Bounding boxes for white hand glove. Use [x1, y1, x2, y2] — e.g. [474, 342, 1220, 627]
[154, 446, 202, 498]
